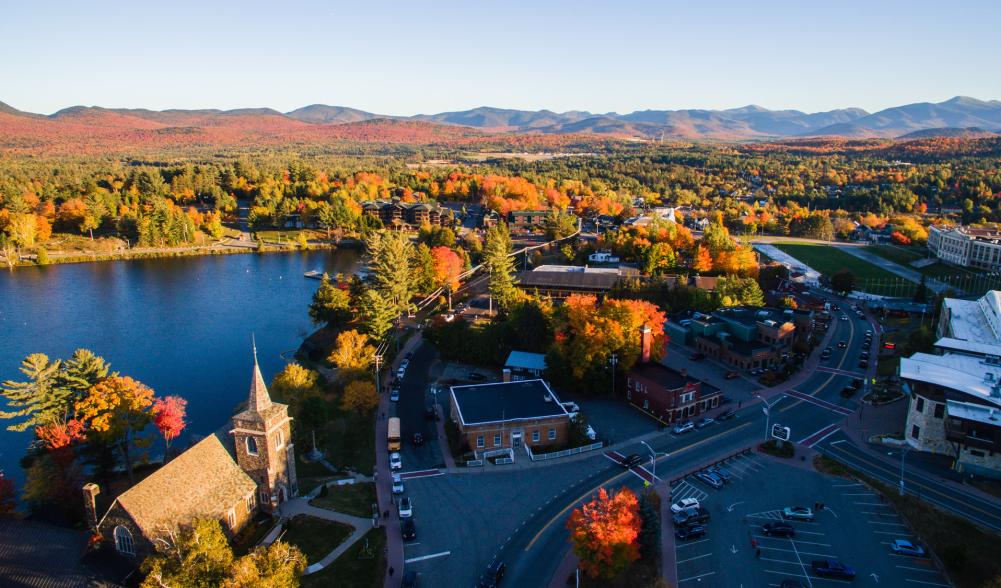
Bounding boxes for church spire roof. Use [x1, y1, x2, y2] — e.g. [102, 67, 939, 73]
[248, 335, 272, 414]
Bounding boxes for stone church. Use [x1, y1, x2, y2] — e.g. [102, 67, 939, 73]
[82, 348, 298, 559]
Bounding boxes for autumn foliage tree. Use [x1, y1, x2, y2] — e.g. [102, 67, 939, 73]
[341, 380, 379, 413]
[566, 487, 642, 579]
[328, 329, 376, 381]
[75, 376, 155, 483]
[431, 245, 463, 291]
[152, 396, 187, 450]
[692, 244, 713, 273]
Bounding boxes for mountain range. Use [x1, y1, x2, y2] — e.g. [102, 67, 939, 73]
[1, 96, 999, 154]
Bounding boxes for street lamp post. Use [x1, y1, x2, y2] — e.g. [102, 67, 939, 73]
[639, 440, 669, 482]
[898, 446, 912, 496]
[610, 353, 619, 397]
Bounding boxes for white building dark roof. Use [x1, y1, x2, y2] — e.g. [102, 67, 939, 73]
[504, 351, 547, 372]
[450, 380, 569, 426]
[946, 399, 1001, 426]
[934, 336, 1001, 357]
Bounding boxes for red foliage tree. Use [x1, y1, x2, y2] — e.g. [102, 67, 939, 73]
[890, 231, 912, 246]
[35, 419, 84, 450]
[152, 396, 188, 449]
[566, 487, 642, 579]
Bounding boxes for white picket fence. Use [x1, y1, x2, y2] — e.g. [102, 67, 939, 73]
[525, 441, 603, 462]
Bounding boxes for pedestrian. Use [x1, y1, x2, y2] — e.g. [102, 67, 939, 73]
[756, 548, 761, 559]
[383, 510, 388, 519]
[389, 566, 395, 577]
[813, 501, 819, 511]
[738, 401, 742, 409]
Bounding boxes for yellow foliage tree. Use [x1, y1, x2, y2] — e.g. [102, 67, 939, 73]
[328, 330, 376, 381]
[341, 380, 378, 413]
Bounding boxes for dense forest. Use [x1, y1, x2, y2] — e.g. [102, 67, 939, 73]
[1, 138, 1000, 258]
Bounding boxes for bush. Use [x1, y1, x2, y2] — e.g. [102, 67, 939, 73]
[759, 439, 795, 458]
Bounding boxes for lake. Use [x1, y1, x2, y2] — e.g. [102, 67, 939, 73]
[0, 249, 361, 484]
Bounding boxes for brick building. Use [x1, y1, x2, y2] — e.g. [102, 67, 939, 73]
[626, 326, 721, 425]
[361, 200, 453, 228]
[449, 379, 571, 452]
[82, 347, 298, 560]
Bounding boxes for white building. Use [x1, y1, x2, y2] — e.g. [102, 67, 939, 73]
[928, 225, 1001, 270]
[624, 206, 677, 228]
[899, 290, 1001, 479]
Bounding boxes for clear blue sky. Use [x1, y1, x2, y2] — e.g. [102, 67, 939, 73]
[2, 0, 998, 116]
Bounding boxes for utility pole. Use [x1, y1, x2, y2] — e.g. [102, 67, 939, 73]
[609, 353, 618, 397]
[374, 353, 383, 395]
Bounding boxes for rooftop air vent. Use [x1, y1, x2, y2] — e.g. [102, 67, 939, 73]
[543, 394, 552, 402]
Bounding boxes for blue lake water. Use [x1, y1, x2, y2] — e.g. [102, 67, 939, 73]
[0, 249, 360, 485]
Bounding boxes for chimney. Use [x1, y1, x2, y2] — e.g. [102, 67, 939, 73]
[640, 325, 653, 364]
[82, 483, 100, 532]
[502, 368, 512, 383]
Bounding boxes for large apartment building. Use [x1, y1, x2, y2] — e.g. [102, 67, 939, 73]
[899, 290, 1001, 479]
[928, 225, 1001, 270]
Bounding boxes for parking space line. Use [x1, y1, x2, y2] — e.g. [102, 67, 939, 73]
[832, 483, 864, 487]
[786, 535, 815, 588]
[853, 502, 885, 506]
[896, 565, 939, 573]
[904, 580, 951, 586]
[763, 570, 855, 584]
[761, 546, 835, 558]
[862, 511, 899, 516]
[404, 550, 451, 564]
[874, 530, 913, 536]
[841, 492, 877, 496]
[754, 536, 833, 547]
[675, 538, 711, 548]
[868, 521, 908, 526]
[679, 571, 716, 583]
[676, 553, 712, 564]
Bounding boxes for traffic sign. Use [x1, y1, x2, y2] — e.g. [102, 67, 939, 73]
[771, 424, 791, 441]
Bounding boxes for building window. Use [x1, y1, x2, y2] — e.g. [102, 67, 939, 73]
[532, 430, 540, 442]
[934, 404, 945, 418]
[493, 435, 501, 447]
[476, 435, 484, 448]
[227, 509, 236, 530]
[915, 397, 924, 413]
[114, 525, 135, 556]
[911, 424, 920, 439]
[246, 436, 258, 455]
[275, 430, 284, 450]
[548, 428, 556, 441]
[260, 485, 270, 504]
[246, 494, 256, 512]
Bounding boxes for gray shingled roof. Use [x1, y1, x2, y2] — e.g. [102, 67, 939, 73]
[451, 380, 569, 425]
[0, 519, 91, 588]
[111, 429, 256, 540]
[516, 270, 622, 291]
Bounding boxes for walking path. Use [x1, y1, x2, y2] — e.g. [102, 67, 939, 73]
[274, 499, 374, 574]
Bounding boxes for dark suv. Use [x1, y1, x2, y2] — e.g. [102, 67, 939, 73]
[478, 561, 506, 588]
[673, 507, 711, 527]
[401, 518, 417, 541]
[762, 521, 795, 537]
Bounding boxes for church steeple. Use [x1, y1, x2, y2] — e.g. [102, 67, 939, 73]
[248, 335, 272, 414]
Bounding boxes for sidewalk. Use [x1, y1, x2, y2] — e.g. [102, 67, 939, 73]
[275, 499, 373, 574]
[374, 330, 425, 587]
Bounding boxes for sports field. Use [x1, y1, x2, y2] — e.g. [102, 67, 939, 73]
[773, 242, 917, 297]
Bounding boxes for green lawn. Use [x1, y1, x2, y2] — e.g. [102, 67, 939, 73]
[773, 242, 917, 296]
[310, 482, 377, 518]
[300, 527, 386, 588]
[282, 515, 354, 564]
[864, 244, 925, 266]
[296, 457, 339, 496]
[321, 405, 376, 476]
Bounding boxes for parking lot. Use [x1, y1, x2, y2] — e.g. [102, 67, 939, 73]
[671, 456, 950, 587]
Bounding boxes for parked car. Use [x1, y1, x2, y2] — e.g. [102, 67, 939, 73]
[859, 359, 869, 369]
[390, 389, 400, 402]
[389, 452, 402, 470]
[783, 506, 815, 521]
[705, 465, 731, 482]
[620, 453, 643, 467]
[396, 368, 406, 379]
[695, 471, 724, 489]
[398, 497, 413, 518]
[725, 371, 739, 379]
[412, 433, 424, 446]
[762, 521, 795, 537]
[690, 352, 706, 361]
[696, 417, 715, 428]
[401, 518, 417, 540]
[478, 561, 506, 588]
[401, 570, 419, 588]
[820, 350, 832, 359]
[672, 421, 695, 434]
[851, 378, 863, 389]
[670, 497, 701, 514]
[860, 351, 870, 359]
[672, 506, 711, 527]
[890, 539, 926, 557]
[675, 524, 707, 541]
[392, 474, 404, 494]
[811, 559, 856, 579]
[717, 409, 736, 421]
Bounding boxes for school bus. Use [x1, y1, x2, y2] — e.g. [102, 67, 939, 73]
[387, 417, 401, 451]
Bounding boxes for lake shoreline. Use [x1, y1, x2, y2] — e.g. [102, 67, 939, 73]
[3, 238, 364, 270]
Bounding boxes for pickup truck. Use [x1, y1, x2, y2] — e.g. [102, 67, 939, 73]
[672, 506, 711, 527]
[811, 559, 856, 579]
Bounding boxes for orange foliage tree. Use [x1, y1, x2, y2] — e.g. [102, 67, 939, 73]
[566, 487, 642, 579]
[75, 376, 156, 482]
[693, 244, 713, 273]
[431, 246, 463, 291]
